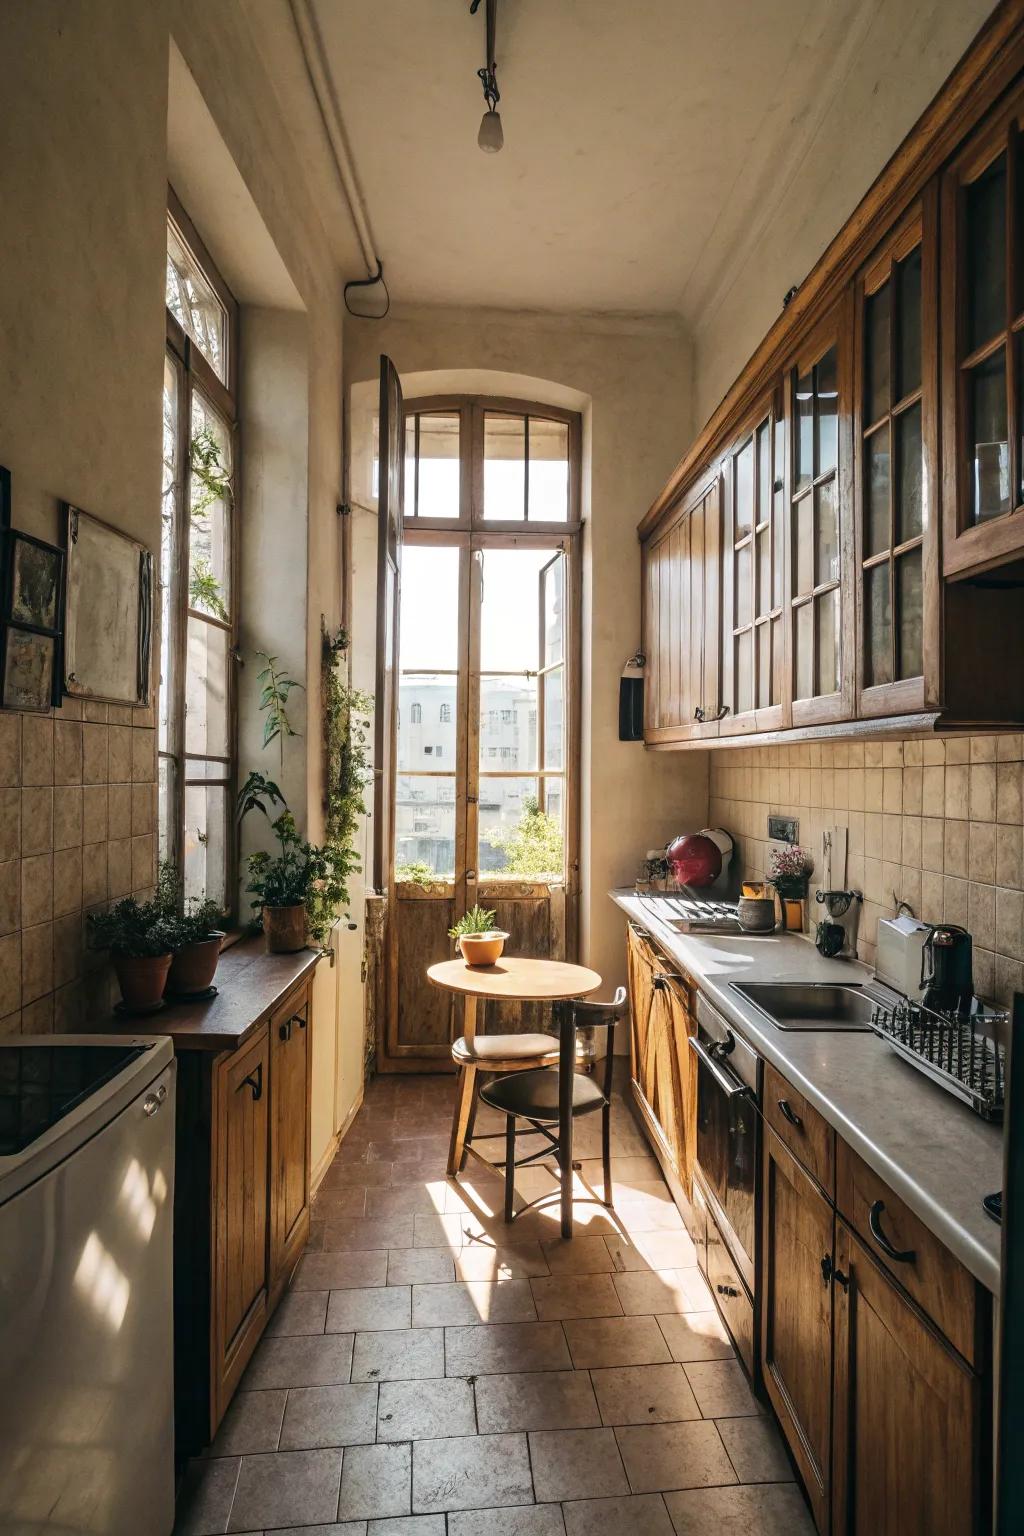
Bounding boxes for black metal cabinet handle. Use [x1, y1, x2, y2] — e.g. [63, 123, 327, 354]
[833, 1267, 850, 1292]
[295, 1011, 307, 1029]
[868, 1199, 916, 1263]
[279, 1020, 292, 1042]
[778, 1098, 803, 1128]
[822, 1254, 849, 1291]
[239, 1062, 263, 1101]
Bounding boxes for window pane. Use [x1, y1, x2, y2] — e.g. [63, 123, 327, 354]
[971, 349, 1010, 524]
[756, 528, 771, 617]
[182, 759, 230, 781]
[542, 555, 565, 667]
[528, 418, 569, 520]
[865, 280, 891, 425]
[398, 675, 457, 772]
[484, 414, 525, 520]
[166, 221, 227, 382]
[396, 774, 455, 878]
[399, 545, 459, 670]
[895, 403, 923, 544]
[757, 622, 771, 710]
[795, 495, 813, 597]
[735, 438, 754, 538]
[479, 677, 538, 771]
[815, 479, 838, 587]
[771, 616, 785, 704]
[795, 601, 813, 700]
[736, 630, 753, 716]
[865, 562, 892, 688]
[405, 418, 416, 512]
[795, 372, 813, 490]
[866, 424, 891, 556]
[897, 548, 923, 679]
[966, 154, 1007, 352]
[160, 354, 182, 755]
[773, 417, 785, 605]
[184, 783, 227, 907]
[479, 778, 562, 880]
[757, 421, 771, 525]
[736, 541, 752, 626]
[897, 247, 922, 399]
[543, 779, 565, 845]
[480, 546, 551, 669]
[185, 617, 229, 758]
[815, 589, 839, 696]
[158, 756, 176, 869]
[189, 391, 232, 621]
[543, 666, 563, 770]
[816, 347, 838, 476]
[416, 413, 460, 519]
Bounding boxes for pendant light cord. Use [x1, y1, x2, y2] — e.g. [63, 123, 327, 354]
[471, 0, 500, 109]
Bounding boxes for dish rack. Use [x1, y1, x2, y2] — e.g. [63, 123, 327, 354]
[868, 997, 1009, 1121]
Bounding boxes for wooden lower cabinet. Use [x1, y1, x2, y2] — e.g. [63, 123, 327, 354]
[761, 1127, 834, 1533]
[831, 1220, 983, 1536]
[625, 922, 697, 1196]
[270, 987, 312, 1285]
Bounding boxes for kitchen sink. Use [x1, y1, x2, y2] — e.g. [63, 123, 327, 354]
[730, 981, 877, 1031]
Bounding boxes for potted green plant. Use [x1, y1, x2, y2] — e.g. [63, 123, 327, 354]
[156, 862, 226, 997]
[88, 897, 175, 1013]
[246, 809, 355, 953]
[449, 905, 510, 967]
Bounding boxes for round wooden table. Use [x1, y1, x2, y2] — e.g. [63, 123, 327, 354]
[428, 955, 603, 1188]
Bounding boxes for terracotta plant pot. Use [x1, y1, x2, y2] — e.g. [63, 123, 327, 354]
[166, 932, 225, 997]
[264, 903, 307, 954]
[458, 931, 509, 967]
[113, 952, 173, 1013]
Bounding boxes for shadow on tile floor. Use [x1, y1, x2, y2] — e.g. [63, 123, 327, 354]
[174, 1074, 814, 1536]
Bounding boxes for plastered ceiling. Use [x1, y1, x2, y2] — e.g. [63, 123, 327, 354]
[304, 0, 878, 318]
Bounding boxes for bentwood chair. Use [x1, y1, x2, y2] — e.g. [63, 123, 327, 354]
[478, 987, 628, 1238]
[447, 1029, 561, 1176]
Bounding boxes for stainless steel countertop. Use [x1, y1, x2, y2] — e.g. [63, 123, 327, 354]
[611, 889, 1003, 1297]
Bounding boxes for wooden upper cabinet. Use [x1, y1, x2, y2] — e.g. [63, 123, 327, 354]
[786, 301, 856, 727]
[854, 201, 940, 717]
[942, 84, 1024, 576]
[719, 390, 789, 735]
[642, 474, 722, 744]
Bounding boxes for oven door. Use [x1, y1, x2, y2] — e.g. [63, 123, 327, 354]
[690, 1030, 758, 1289]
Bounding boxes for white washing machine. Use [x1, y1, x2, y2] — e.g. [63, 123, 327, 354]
[0, 1035, 176, 1536]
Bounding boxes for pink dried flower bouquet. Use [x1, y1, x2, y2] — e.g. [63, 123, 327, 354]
[768, 843, 810, 894]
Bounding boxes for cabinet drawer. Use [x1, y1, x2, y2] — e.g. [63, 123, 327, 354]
[764, 1063, 835, 1196]
[706, 1206, 755, 1377]
[836, 1141, 980, 1365]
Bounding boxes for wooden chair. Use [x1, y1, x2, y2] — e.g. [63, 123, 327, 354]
[478, 987, 628, 1238]
[446, 999, 560, 1177]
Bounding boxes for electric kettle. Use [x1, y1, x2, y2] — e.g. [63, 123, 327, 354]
[920, 923, 974, 1013]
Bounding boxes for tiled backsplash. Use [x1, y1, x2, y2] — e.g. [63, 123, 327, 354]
[0, 699, 158, 1034]
[708, 734, 1024, 1006]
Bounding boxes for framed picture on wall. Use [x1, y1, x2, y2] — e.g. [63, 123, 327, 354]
[63, 504, 153, 707]
[0, 475, 66, 713]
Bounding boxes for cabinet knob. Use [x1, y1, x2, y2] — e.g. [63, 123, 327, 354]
[716, 1282, 740, 1298]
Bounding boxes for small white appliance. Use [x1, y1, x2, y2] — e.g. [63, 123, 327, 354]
[876, 914, 932, 999]
[0, 1034, 176, 1536]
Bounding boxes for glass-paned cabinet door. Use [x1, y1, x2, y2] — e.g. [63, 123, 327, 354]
[720, 390, 787, 733]
[942, 89, 1024, 575]
[857, 206, 937, 715]
[788, 306, 854, 725]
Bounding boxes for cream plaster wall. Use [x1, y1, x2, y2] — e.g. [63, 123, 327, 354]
[344, 305, 709, 1024]
[0, 0, 355, 1169]
[691, 0, 995, 430]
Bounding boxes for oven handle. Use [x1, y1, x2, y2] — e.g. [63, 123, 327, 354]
[688, 1034, 752, 1100]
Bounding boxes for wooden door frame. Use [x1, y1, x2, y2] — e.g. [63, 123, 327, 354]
[379, 394, 583, 1071]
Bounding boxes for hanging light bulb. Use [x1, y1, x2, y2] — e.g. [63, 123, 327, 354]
[478, 107, 503, 153]
[471, 0, 503, 153]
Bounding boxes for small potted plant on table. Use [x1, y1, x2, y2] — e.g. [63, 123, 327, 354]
[768, 844, 811, 932]
[88, 897, 175, 1014]
[449, 905, 510, 967]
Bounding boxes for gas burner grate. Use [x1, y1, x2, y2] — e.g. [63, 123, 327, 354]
[869, 998, 1008, 1120]
[636, 893, 744, 933]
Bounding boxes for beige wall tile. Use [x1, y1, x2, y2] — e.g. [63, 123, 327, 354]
[882, 816, 902, 864]
[0, 715, 21, 786]
[21, 786, 52, 856]
[969, 764, 996, 822]
[997, 734, 1023, 761]
[54, 980, 85, 1031]
[921, 765, 944, 808]
[132, 782, 156, 836]
[82, 785, 107, 845]
[53, 786, 82, 850]
[882, 769, 902, 814]
[53, 912, 85, 989]
[997, 826, 1024, 890]
[82, 723, 108, 784]
[969, 883, 995, 943]
[21, 717, 53, 786]
[943, 821, 968, 879]
[865, 769, 883, 812]
[944, 877, 969, 928]
[108, 782, 131, 839]
[920, 870, 944, 924]
[131, 833, 155, 892]
[921, 818, 944, 874]
[108, 838, 132, 899]
[82, 701, 107, 724]
[0, 933, 21, 1015]
[994, 954, 1024, 1005]
[921, 739, 945, 765]
[903, 767, 922, 815]
[0, 787, 20, 860]
[0, 863, 20, 938]
[22, 922, 53, 1005]
[970, 736, 997, 763]
[904, 739, 924, 766]
[22, 993, 54, 1034]
[108, 704, 133, 728]
[969, 822, 996, 884]
[21, 853, 52, 927]
[108, 726, 132, 783]
[82, 842, 108, 907]
[53, 720, 82, 785]
[997, 762, 1023, 824]
[53, 846, 83, 918]
[901, 818, 922, 869]
[996, 888, 1024, 962]
[131, 727, 155, 783]
[945, 739, 970, 764]
[944, 764, 969, 820]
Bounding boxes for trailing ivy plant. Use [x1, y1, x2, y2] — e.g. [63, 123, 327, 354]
[245, 809, 357, 947]
[321, 622, 373, 867]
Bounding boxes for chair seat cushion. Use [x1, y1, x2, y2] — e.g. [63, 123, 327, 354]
[453, 1032, 559, 1064]
[480, 1066, 606, 1121]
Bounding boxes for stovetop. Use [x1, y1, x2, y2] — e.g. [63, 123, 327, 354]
[0, 1042, 147, 1155]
